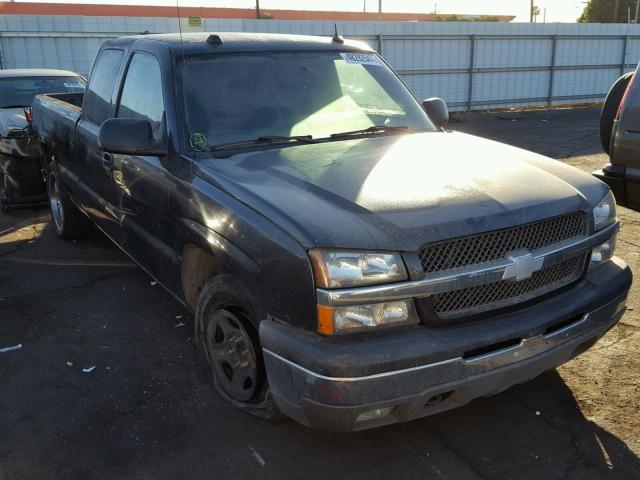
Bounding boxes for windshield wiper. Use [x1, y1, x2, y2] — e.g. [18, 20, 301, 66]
[0, 104, 28, 109]
[329, 125, 409, 139]
[209, 135, 316, 151]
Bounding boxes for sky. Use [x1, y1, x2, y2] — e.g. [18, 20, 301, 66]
[18, 0, 590, 23]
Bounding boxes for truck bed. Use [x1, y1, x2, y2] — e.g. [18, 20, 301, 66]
[32, 93, 83, 176]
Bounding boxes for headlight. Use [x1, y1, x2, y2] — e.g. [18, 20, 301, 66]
[317, 300, 419, 335]
[591, 233, 617, 265]
[309, 249, 408, 288]
[593, 191, 617, 231]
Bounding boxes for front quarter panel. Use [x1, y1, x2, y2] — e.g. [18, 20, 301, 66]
[169, 155, 317, 332]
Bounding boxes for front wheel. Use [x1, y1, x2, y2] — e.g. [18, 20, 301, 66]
[47, 169, 92, 240]
[195, 275, 284, 421]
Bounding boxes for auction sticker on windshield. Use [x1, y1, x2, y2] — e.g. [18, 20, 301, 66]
[339, 52, 381, 66]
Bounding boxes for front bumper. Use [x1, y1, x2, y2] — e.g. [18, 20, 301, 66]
[260, 258, 631, 431]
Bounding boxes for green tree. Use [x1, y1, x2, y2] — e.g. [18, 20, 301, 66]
[579, 0, 639, 23]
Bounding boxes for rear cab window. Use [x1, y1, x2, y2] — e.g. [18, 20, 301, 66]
[83, 48, 124, 125]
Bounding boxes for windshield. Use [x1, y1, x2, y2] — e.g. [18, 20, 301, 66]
[179, 51, 434, 151]
[0, 76, 85, 108]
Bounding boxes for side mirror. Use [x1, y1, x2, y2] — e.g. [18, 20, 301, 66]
[98, 118, 165, 156]
[422, 97, 449, 129]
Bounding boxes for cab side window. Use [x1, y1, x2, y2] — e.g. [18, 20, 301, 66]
[83, 49, 124, 125]
[117, 52, 165, 142]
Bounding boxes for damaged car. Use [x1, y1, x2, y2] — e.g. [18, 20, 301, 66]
[33, 33, 632, 431]
[0, 69, 85, 212]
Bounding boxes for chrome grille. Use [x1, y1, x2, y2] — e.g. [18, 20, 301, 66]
[419, 212, 586, 273]
[432, 254, 588, 319]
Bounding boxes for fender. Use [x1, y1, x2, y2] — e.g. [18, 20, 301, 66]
[177, 217, 260, 310]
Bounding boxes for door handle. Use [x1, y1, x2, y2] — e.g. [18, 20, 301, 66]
[102, 153, 113, 174]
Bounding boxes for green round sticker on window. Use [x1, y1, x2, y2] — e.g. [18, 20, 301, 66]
[190, 132, 207, 152]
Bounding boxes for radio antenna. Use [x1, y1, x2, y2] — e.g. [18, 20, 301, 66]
[176, 0, 186, 63]
[332, 23, 344, 43]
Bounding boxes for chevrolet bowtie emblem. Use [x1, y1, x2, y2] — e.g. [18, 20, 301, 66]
[502, 251, 544, 282]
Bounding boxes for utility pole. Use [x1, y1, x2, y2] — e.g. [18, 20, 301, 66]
[635, 0, 639, 24]
[256, 0, 260, 19]
[543, 8, 546, 23]
[614, 0, 620, 22]
[363, 0, 366, 13]
[530, 0, 534, 22]
[434, 3, 437, 15]
[378, 0, 382, 21]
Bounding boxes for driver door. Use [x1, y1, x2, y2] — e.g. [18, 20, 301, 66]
[108, 51, 176, 286]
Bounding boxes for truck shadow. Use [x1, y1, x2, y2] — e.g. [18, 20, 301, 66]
[276, 371, 639, 479]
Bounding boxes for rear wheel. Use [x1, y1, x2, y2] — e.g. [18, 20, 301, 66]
[195, 275, 284, 421]
[47, 169, 92, 240]
[601, 72, 634, 155]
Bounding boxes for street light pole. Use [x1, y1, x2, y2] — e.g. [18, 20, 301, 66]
[256, 0, 260, 19]
[378, 0, 382, 21]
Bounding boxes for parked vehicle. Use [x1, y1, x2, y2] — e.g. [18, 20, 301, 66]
[0, 69, 85, 212]
[595, 65, 640, 212]
[32, 33, 631, 431]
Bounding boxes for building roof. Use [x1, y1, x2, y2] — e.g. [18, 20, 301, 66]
[0, 68, 82, 78]
[0, 2, 515, 22]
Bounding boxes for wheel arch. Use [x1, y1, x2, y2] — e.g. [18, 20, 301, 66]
[178, 218, 261, 312]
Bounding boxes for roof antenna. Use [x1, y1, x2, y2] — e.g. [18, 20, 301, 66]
[332, 23, 344, 44]
[176, 0, 186, 64]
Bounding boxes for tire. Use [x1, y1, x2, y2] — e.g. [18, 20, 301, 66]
[194, 274, 284, 422]
[0, 172, 8, 214]
[601, 72, 634, 155]
[47, 168, 93, 240]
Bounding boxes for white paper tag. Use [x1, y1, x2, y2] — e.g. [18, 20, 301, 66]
[63, 82, 84, 88]
[339, 52, 381, 66]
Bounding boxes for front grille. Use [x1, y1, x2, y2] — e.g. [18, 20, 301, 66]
[418, 212, 589, 320]
[419, 212, 586, 273]
[431, 254, 587, 319]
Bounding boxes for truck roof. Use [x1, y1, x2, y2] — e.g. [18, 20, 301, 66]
[0, 69, 82, 79]
[103, 32, 374, 55]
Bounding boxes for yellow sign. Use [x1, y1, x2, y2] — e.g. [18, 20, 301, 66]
[188, 16, 202, 27]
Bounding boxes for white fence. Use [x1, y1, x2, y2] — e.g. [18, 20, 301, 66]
[1, 14, 640, 111]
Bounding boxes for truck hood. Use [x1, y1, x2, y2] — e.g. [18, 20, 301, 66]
[194, 131, 609, 251]
[0, 107, 28, 137]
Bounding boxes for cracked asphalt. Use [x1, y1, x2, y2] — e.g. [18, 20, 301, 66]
[1, 107, 639, 480]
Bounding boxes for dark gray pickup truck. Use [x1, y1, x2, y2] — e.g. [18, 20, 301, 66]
[32, 32, 631, 431]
